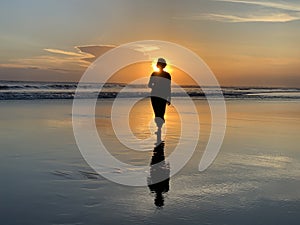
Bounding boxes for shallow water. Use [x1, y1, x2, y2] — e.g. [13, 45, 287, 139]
[0, 99, 299, 225]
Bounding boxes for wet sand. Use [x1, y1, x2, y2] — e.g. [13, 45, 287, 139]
[0, 99, 299, 225]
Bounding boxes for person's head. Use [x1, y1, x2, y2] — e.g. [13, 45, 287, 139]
[156, 58, 167, 71]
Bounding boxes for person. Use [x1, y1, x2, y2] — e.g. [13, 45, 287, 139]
[148, 58, 171, 128]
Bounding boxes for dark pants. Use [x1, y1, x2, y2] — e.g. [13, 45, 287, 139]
[151, 97, 167, 121]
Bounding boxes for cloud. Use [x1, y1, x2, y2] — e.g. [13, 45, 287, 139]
[76, 44, 164, 62]
[0, 44, 117, 75]
[215, 0, 300, 12]
[174, 0, 300, 23]
[76, 45, 115, 62]
[200, 12, 300, 22]
[44, 48, 85, 57]
[0, 55, 87, 72]
[129, 44, 160, 53]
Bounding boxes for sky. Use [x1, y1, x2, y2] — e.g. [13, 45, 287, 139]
[0, 0, 299, 87]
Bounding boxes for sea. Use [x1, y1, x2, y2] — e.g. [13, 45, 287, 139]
[0, 80, 299, 100]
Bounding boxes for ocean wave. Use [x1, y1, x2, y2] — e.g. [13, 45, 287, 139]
[0, 81, 299, 100]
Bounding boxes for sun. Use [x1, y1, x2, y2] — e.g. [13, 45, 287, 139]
[151, 59, 172, 73]
[152, 60, 160, 72]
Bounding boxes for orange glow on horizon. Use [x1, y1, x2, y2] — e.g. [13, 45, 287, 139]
[107, 61, 198, 86]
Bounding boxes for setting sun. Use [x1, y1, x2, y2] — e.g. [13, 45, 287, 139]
[151, 59, 172, 73]
[152, 60, 160, 72]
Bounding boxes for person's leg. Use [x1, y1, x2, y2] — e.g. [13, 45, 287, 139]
[151, 97, 160, 117]
[151, 97, 166, 127]
[157, 98, 166, 120]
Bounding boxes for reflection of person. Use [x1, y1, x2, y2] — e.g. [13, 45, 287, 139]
[147, 138, 170, 208]
[148, 58, 171, 127]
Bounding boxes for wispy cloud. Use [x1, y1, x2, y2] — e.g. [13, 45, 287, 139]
[130, 44, 160, 53]
[0, 45, 116, 72]
[0, 55, 87, 72]
[175, 0, 300, 23]
[215, 0, 300, 12]
[76, 45, 115, 62]
[44, 48, 85, 57]
[200, 12, 300, 22]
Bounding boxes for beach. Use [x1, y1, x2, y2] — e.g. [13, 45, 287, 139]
[1, 97, 299, 225]
[2, 0, 300, 224]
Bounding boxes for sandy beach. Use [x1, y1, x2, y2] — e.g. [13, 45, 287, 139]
[1, 98, 299, 225]
[1, 0, 300, 224]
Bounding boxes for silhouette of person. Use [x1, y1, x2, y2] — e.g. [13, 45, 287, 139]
[147, 130, 170, 208]
[148, 58, 171, 128]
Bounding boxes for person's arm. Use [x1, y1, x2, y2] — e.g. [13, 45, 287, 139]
[167, 75, 171, 105]
[167, 99, 171, 105]
[167, 92, 171, 105]
[148, 74, 154, 88]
